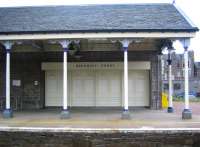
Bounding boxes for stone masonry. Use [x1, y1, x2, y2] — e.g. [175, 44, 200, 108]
[0, 130, 199, 147]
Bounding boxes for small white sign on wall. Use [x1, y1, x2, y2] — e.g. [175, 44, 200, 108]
[12, 80, 21, 87]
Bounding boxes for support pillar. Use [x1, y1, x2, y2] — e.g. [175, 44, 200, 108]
[59, 40, 71, 119]
[181, 39, 192, 119]
[120, 39, 132, 119]
[2, 41, 14, 118]
[167, 48, 174, 113]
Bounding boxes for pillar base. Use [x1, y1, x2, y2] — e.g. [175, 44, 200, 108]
[3, 109, 13, 118]
[121, 110, 131, 119]
[167, 107, 174, 113]
[182, 109, 192, 119]
[60, 109, 70, 119]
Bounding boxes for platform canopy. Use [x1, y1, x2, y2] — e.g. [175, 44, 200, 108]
[0, 3, 198, 40]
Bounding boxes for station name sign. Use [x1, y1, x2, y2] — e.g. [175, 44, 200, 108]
[73, 63, 117, 69]
[42, 62, 151, 70]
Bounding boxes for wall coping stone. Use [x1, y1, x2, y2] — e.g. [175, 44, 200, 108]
[0, 127, 200, 133]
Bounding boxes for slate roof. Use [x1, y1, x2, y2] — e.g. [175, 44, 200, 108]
[0, 4, 198, 34]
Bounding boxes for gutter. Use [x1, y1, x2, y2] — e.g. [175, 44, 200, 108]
[0, 28, 198, 35]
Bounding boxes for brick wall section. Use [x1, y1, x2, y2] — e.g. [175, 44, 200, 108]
[0, 50, 161, 110]
[0, 131, 199, 147]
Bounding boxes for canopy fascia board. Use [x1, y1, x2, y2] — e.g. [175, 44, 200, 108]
[0, 32, 196, 41]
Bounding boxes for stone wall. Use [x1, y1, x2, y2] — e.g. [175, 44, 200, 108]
[150, 54, 162, 109]
[0, 53, 44, 110]
[0, 130, 199, 147]
[10, 61, 44, 109]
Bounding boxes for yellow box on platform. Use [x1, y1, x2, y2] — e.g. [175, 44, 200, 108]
[162, 93, 168, 108]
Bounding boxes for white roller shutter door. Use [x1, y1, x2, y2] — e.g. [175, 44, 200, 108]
[71, 70, 95, 106]
[96, 70, 121, 106]
[45, 63, 150, 107]
[128, 70, 149, 106]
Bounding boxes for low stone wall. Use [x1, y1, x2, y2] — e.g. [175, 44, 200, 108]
[0, 128, 200, 147]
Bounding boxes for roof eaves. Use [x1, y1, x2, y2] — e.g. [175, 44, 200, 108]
[0, 29, 198, 35]
[0, 3, 172, 9]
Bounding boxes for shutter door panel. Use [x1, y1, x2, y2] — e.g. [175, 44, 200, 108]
[71, 71, 95, 106]
[96, 70, 121, 106]
[128, 70, 149, 106]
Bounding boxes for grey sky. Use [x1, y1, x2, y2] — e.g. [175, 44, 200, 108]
[0, 0, 199, 61]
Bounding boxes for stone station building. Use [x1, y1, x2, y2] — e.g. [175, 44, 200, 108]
[162, 51, 198, 96]
[0, 3, 198, 119]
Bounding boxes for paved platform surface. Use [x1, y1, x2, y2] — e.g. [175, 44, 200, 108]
[0, 102, 200, 129]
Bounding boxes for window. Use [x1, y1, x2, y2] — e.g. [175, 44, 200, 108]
[177, 63, 180, 68]
[189, 69, 192, 77]
[188, 60, 190, 68]
[174, 83, 181, 90]
[177, 71, 181, 77]
[164, 83, 169, 90]
[194, 65, 197, 77]
[164, 73, 167, 80]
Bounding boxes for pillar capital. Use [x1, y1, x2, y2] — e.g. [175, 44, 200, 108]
[1, 41, 14, 50]
[58, 40, 71, 49]
[49, 40, 72, 51]
[164, 40, 174, 51]
[180, 38, 190, 50]
[119, 39, 132, 49]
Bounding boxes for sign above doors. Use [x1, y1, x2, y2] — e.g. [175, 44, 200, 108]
[42, 62, 151, 70]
